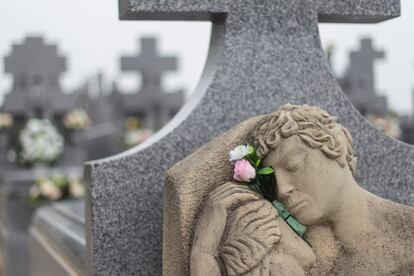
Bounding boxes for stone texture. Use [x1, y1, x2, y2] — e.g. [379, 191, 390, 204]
[85, 0, 406, 275]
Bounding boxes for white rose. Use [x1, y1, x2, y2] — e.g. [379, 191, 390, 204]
[229, 145, 250, 161]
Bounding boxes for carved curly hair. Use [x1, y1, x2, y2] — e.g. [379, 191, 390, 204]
[254, 104, 357, 176]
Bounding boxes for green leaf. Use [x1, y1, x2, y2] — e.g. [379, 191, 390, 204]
[257, 167, 274, 175]
[255, 159, 261, 168]
[247, 144, 255, 155]
[246, 144, 257, 160]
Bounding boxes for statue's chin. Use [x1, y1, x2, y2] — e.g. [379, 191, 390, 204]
[293, 208, 324, 226]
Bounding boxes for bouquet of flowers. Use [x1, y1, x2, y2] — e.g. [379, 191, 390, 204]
[229, 144, 307, 237]
[229, 144, 276, 198]
[63, 109, 91, 130]
[19, 118, 64, 164]
[28, 173, 85, 204]
[124, 117, 153, 148]
[124, 129, 153, 148]
[367, 114, 401, 139]
[0, 113, 13, 130]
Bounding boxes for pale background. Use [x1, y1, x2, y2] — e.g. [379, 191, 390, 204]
[0, 0, 413, 114]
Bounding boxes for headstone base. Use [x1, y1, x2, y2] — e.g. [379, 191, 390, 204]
[30, 200, 87, 276]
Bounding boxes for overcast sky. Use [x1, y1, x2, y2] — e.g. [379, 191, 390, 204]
[0, 0, 413, 115]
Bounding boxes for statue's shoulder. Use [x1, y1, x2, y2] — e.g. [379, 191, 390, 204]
[367, 193, 414, 236]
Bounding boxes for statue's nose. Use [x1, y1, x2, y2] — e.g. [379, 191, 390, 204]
[275, 172, 295, 200]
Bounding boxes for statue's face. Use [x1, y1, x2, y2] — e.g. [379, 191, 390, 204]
[261, 135, 346, 225]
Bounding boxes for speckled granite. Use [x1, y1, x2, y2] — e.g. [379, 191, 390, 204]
[86, 0, 404, 275]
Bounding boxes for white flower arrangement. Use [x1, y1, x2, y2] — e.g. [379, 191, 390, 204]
[63, 109, 91, 130]
[367, 114, 401, 139]
[29, 173, 85, 204]
[19, 118, 64, 164]
[124, 117, 153, 148]
[0, 113, 13, 130]
[124, 128, 153, 148]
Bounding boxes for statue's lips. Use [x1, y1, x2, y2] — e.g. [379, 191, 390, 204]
[287, 200, 308, 215]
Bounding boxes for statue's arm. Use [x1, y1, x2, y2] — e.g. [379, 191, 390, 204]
[190, 251, 221, 276]
[269, 219, 316, 275]
[190, 182, 261, 275]
[190, 203, 225, 276]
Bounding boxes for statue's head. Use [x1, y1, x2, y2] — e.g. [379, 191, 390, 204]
[254, 104, 357, 225]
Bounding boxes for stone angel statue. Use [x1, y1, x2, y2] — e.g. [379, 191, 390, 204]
[163, 104, 414, 276]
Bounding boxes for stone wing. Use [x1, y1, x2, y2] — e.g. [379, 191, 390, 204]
[219, 200, 281, 276]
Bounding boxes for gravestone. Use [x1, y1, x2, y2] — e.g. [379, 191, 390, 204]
[76, 73, 122, 160]
[0, 167, 83, 276]
[0, 36, 84, 276]
[30, 200, 87, 276]
[0, 170, 35, 276]
[0, 130, 9, 167]
[2, 36, 76, 120]
[85, 1, 408, 275]
[0, 36, 84, 165]
[339, 38, 388, 116]
[120, 37, 184, 130]
[400, 90, 414, 144]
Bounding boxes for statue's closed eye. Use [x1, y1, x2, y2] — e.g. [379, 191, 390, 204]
[285, 152, 307, 172]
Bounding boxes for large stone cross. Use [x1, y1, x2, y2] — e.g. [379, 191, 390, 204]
[86, 1, 410, 275]
[2, 36, 76, 119]
[121, 37, 177, 94]
[120, 37, 184, 130]
[4, 37, 66, 92]
[352, 38, 385, 64]
[349, 38, 384, 96]
[341, 38, 387, 115]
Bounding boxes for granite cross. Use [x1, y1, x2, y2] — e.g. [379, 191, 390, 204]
[340, 38, 386, 115]
[120, 37, 184, 130]
[86, 1, 410, 275]
[2, 36, 76, 119]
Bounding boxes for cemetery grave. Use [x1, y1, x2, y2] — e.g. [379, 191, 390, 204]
[0, 35, 187, 275]
[1, 0, 414, 275]
[0, 36, 88, 276]
[120, 37, 185, 131]
[338, 38, 388, 117]
[83, 0, 414, 275]
[2, 37, 73, 120]
[0, 34, 184, 275]
[333, 37, 401, 139]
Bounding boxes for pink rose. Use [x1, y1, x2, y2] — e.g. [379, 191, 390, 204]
[233, 160, 256, 182]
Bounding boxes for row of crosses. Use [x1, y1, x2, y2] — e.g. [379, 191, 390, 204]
[1, 36, 184, 131]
